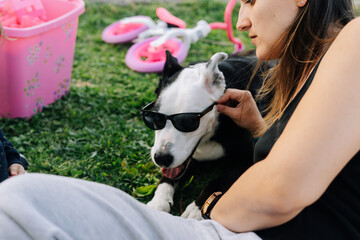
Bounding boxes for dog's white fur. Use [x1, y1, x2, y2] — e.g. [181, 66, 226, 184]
[147, 53, 228, 217]
[147, 182, 174, 212]
[181, 201, 203, 219]
[151, 52, 228, 168]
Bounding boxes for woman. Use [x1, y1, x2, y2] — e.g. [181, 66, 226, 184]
[213, 0, 360, 238]
[0, 0, 359, 239]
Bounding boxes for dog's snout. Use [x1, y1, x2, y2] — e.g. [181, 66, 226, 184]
[154, 153, 173, 167]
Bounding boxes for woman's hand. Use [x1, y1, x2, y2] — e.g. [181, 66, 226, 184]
[8, 163, 26, 177]
[217, 89, 266, 137]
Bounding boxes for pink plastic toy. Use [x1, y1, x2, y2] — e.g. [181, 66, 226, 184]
[103, 0, 244, 73]
[124, 0, 244, 73]
[0, 0, 85, 118]
[102, 15, 152, 44]
[125, 36, 188, 73]
[101, 8, 186, 44]
[0, 0, 47, 28]
[11, 0, 47, 24]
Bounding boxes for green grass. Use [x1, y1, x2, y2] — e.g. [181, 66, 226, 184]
[0, 0, 250, 214]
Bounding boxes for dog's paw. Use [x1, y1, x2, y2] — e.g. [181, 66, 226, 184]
[146, 183, 174, 213]
[181, 201, 203, 220]
[147, 198, 173, 212]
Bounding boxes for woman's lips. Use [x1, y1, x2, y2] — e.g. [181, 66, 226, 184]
[249, 35, 257, 45]
[252, 38, 256, 45]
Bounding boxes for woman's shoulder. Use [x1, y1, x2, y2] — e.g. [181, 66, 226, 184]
[315, 17, 360, 94]
[344, 16, 360, 30]
[347, 16, 360, 27]
[324, 17, 360, 61]
[335, 17, 360, 44]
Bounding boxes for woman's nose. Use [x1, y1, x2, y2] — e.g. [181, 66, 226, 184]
[236, 8, 251, 31]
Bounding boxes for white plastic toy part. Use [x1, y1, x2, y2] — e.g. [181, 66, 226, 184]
[120, 15, 156, 28]
[150, 20, 211, 49]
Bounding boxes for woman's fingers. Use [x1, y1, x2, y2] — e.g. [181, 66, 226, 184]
[217, 104, 241, 120]
[217, 88, 265, 137]
[217, 89, 248, 104]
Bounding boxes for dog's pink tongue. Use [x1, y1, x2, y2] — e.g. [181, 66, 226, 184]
[161, 165, 184, 179]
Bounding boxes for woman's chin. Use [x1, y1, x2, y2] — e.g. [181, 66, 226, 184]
[256, 49, 279, 61]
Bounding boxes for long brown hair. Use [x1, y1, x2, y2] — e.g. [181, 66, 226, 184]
[255, 0, 356, 136]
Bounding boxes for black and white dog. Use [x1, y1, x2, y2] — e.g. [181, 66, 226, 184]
[142, 50, 266, 219]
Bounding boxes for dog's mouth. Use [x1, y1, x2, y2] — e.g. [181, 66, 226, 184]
[160, 138, 202, 180]
[161, 157, 192, 180]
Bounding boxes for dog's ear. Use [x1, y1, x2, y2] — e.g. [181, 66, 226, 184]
[155, 50, 183, 96]
[206, 52, 228, 72]
[204, 52, 228, 92]
[163, 50, 183, 78]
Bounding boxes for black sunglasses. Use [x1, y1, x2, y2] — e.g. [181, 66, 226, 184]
[141, 102, 217, 132]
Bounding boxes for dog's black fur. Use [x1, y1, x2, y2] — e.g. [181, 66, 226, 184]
[152, 50, 269, 214]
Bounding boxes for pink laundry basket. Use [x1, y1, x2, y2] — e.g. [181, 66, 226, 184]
[0, 0, 85, 118]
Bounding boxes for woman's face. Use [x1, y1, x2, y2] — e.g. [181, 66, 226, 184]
[237, 0, 306, 60]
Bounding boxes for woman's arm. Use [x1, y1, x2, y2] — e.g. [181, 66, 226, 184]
[211, 17, 360, 232]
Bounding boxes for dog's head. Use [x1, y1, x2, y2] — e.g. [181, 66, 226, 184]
[149, 51, 228, 179]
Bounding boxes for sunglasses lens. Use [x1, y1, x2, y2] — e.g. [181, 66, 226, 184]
[172, 114, 200, 132]
[143, 112, 166, 130]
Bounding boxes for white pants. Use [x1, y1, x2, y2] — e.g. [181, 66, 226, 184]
[0, 173, 261, 240]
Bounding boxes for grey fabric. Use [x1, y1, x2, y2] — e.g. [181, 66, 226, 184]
[0, 173, 261, 240]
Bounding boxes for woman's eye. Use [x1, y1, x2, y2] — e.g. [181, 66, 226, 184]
[240, 0, 255, 6]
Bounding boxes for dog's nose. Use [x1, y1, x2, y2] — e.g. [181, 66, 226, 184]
[154, 153, 173, 167]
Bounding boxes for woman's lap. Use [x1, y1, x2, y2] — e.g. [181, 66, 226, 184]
[0, 173, 261, 240]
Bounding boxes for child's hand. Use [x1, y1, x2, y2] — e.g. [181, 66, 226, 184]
[8, 164, 26, 177]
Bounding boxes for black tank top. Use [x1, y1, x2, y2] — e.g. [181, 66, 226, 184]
[254, 61, 360, 239]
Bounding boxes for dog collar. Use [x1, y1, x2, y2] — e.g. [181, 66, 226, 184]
[201, 191, 223, 219]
